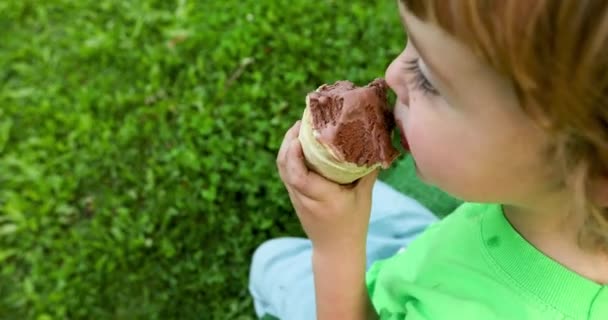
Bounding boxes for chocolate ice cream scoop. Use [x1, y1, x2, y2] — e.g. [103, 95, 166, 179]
[298, 78, 400, 184]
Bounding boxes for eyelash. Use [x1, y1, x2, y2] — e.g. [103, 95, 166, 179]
[404, 58, 440, 96]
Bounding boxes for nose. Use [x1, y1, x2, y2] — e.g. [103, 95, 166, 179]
[385, 50, 410, 107]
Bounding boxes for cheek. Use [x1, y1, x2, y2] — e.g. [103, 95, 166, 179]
[404, 99, 493, 200]
[404, 101, 551, 203]
[405, 105, 458, 184]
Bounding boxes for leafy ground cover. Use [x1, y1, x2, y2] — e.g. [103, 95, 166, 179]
[0, 1, 460, 318]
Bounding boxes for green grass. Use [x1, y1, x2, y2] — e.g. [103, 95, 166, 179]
[0, 1, 460, 319]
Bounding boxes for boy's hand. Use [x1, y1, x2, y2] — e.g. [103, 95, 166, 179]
[277, 121, 378, 254]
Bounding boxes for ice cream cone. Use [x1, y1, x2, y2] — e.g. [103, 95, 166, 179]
[297, 79, 399, 185]
[298, 105, 380, 185]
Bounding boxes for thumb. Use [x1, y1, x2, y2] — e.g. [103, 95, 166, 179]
[356, 168, 379, 191]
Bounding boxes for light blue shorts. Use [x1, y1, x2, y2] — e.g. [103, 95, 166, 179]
[249, 181, 437, 320]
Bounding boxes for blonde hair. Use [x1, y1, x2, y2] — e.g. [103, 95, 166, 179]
[402, 0, 608, 251]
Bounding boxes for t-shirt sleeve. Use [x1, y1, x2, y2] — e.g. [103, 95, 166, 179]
[365, 257, 386, 298]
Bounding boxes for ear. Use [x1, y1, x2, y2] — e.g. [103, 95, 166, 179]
[590, 176, 608, 207]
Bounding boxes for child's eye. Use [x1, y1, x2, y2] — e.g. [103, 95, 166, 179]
[404, 58, 440, 96]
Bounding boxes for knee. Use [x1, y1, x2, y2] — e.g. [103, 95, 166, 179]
[250, 239, 279, 281]
[249, 238, 308, 290]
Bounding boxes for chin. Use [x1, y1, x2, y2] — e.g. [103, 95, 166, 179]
[411, 159, 442, 188]
[412, 161, 486, 202]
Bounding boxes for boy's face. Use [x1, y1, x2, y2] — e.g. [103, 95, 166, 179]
[387, 3, 558, 206]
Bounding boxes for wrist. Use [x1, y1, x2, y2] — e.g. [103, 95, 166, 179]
[311, 244, 371, 320]
[312, 245, 366, 272]
[312, 238, 367, 260]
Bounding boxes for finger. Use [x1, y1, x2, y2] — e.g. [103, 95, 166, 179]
[284, 138, 309, 187]
[290, 120, 302, 138]
[285, 138, 335, 199]
[277, 122, 303, 184]
[338, 168, 379, 191]
[276, 121, 302, 170]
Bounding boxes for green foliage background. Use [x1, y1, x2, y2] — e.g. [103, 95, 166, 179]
[0, 0, 460, 319]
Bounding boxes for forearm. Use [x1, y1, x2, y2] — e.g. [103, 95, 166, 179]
[312, 247, 378, 320]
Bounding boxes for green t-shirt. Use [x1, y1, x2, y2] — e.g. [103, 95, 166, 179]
[366, 203, 608, 319]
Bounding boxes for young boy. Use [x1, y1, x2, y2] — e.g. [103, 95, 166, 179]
[250, 1, 608, 319]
